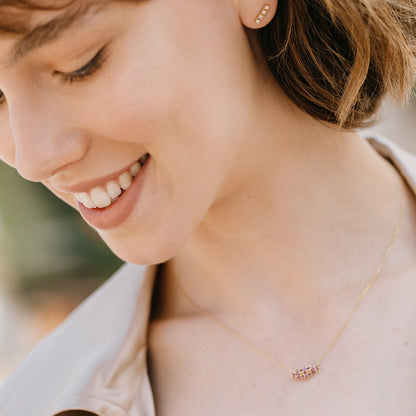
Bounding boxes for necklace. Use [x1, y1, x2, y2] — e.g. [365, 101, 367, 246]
[172, 178, 406, 380]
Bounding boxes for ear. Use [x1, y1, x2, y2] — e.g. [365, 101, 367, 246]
[236, 1, 278, 29]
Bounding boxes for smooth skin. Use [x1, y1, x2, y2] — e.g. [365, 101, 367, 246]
[0, 0, 415, 414]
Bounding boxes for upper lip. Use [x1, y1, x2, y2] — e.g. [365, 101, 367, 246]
[51, 154, 148, 194]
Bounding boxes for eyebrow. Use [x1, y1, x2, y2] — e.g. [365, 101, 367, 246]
[11, 4, 105, 63]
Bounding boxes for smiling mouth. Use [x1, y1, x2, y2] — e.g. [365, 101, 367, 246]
[74, 153, 150, 209]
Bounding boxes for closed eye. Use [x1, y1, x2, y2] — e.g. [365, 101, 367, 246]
[55, 45, 109, 84]
[0, 46, 109, 108]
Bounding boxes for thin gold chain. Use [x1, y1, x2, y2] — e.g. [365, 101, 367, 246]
[172, 177, 406, 377]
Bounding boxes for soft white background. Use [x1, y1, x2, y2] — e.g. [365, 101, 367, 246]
[362, 98, 416, 153]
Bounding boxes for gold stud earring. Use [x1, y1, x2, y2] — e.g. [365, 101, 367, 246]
[255, 4, 270, 25]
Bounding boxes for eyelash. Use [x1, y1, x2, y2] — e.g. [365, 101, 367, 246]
[0, 46, 108, 106]
[56, 46, 108, 84]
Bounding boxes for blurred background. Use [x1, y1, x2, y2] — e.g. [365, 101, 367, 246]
[0, 162, 123, 381]
[0, 97, 415, 383]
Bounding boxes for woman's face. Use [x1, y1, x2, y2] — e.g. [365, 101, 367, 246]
[0, 0, 270, 264]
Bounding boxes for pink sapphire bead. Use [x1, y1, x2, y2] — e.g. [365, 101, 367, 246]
[291, 363, 320, 380]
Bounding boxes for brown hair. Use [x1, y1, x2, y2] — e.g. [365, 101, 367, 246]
[257, 0, 416, 128]
[0, 0, 73, 34]
[1, 0, 416, 128]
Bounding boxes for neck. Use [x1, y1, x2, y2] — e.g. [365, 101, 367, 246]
[155, 90, 404, 327]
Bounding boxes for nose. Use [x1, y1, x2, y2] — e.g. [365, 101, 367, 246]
[8, 94, 89, 182]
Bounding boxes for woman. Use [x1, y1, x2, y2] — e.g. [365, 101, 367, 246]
[0, 0, 415, 415]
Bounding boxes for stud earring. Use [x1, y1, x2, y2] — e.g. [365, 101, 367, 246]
[255, 4, 270, 25]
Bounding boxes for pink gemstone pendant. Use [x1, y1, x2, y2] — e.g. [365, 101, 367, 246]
[291, 363, 320, 380]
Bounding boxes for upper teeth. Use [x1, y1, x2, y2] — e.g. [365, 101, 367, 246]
[75, 161, 143, 209]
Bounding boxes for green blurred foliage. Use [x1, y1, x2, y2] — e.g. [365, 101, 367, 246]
[0, 161, 123, 294]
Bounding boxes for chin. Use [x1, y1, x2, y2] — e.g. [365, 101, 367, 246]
[98, 229, 188, 266]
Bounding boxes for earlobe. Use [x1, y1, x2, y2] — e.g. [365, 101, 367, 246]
[237, 1, 278, 29]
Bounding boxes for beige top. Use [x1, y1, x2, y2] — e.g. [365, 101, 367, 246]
[0, 135, 415, 416]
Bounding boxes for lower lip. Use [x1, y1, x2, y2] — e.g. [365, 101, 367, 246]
[78, 156, 151, 230]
